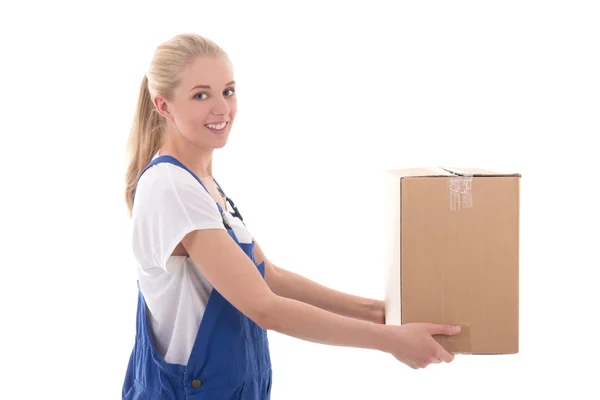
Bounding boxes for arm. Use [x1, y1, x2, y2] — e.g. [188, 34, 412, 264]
[181, 229, 386, 350]
[181, 229, 461, 368]
[254, 240, 385, 324]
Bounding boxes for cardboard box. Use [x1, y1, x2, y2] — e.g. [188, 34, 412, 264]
[384, 167, 520, 354]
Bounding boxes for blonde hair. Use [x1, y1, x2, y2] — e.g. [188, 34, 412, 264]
[124, 33, 229, 217]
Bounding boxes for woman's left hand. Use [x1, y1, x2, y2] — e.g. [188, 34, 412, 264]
[371, 300, 386, 324]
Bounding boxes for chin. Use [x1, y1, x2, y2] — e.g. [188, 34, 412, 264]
[213, 136, 230, 149]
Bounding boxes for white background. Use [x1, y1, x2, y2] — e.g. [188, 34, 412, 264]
[1, 0, 599, 398]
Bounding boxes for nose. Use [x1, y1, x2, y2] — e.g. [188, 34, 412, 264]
[211, 95, 230, 117]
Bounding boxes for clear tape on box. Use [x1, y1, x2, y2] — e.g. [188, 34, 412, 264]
[448, 172, 473, 211]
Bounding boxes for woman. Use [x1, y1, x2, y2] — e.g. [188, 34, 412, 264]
[122, 33, 460, 400]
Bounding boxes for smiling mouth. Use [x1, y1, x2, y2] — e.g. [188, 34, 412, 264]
[205, 121, 229, 133]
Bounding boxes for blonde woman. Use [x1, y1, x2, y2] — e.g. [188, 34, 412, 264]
[122, 33, 460, 400]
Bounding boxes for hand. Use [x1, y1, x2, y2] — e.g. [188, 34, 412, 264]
[371, 300, 386, 324]
[382, 323, 461, 369]
[368, 299, 385, 325]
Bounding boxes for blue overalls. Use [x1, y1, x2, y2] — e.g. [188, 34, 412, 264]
[122, 155, 273, 399]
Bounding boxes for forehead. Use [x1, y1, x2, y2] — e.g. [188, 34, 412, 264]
[178, 56, 234, 90]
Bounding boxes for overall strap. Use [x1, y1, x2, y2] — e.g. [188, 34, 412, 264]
[133, 155, 232, 230]
[213, 178, 244, 223]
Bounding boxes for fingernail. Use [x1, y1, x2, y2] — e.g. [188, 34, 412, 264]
[454, 325, 461, 332]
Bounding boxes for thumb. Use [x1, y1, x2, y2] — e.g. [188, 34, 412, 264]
[430, 324, 461, 336]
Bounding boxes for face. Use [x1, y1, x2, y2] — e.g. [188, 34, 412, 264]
[155, 56, 237, 149]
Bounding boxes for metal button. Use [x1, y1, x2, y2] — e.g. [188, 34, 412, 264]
[192, 379, 202, 389]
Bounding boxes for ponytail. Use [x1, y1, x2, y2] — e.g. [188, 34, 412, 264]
[124, 75, 165, 217]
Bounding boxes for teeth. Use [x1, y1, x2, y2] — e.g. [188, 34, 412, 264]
[206, 122, 227, 130]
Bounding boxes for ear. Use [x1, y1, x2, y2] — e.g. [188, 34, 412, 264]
[153, 95, 173, 120]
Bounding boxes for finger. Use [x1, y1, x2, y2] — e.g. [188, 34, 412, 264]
[400, 358, 418, 370]
[395, 354, 416, 369]
[405, 358, 419, 369]
[436, 347, 455, 363]
[406, 358, 421, 370]
[429, 324, 461, 336]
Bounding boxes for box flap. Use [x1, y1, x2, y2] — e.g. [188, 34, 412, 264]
[388, 167, 521, 179]
[441, 167, 521, 177]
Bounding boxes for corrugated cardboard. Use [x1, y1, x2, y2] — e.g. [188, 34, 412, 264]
[384, 167, 520, 354]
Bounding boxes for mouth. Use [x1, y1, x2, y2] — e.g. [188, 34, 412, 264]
[205, 121, 229, 134]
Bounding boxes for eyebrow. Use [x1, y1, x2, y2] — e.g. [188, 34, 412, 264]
[189, 81, 236, 92]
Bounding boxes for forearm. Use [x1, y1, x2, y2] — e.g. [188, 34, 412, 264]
[262, 293, 389, 351]
[269, 266, 384, 323]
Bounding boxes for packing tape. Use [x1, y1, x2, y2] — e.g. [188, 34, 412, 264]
[434, 323, 472, 354]
[448, 173, 473, 211]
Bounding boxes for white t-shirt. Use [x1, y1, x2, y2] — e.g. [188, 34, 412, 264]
[131, 153, 253, 366]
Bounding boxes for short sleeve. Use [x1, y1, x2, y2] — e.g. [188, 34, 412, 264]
[131, 163, 225, 272]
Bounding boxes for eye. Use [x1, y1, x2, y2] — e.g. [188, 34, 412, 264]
[224, 88, 235, 96]
[194, 92, 208, 100]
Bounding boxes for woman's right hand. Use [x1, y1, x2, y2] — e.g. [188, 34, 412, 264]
[382, 323, 461, 369]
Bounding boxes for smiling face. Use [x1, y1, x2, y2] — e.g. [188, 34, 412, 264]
[155, 55, 237, 150]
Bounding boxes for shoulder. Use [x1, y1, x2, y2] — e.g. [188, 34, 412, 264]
[132, 162, 222, 225]
[137, 162, 199, 191]
[135, 162, 213, 205]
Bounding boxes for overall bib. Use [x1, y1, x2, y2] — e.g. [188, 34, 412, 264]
[122, 155, 272, 399]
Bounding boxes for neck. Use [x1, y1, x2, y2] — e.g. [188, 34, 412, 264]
[160, 137, 214, 179]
